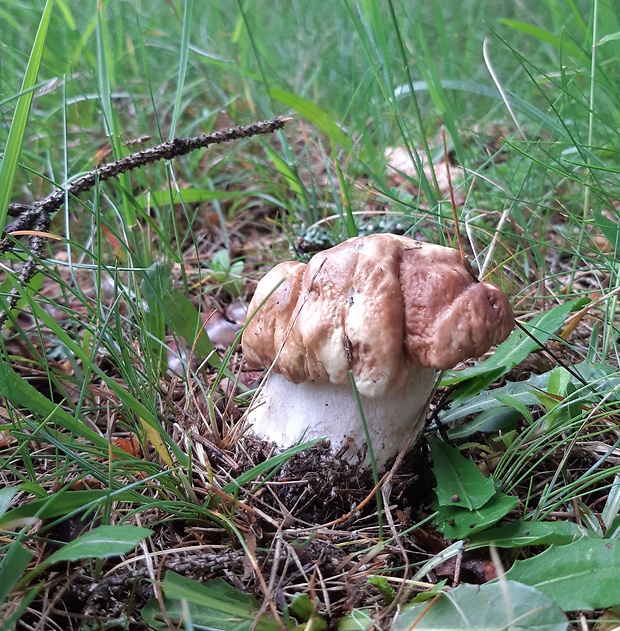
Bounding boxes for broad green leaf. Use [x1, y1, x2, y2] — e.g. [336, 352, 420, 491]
[505, 538, 620, 611]
[547, 366, 572, 398]
[440, 373, 550, 426]
[269, 88, 352, 152]
[141, 263, 220, 365]
[0, 489, 134, 528]
[435, 493, 519, 540]
[443, 299, 583, 400]
[392, 581, 567, 630]
[535, 368, 582, 431]
[439, 361, 618, 427]
[0, 542, 33, 604]
[469, 520, 585, 549]
[0, 0, 54, 234]
[338, 609, 373, 630]
[447, 406, 521, 440]
[593, 207, 620, 254]
[494, 394, 534, 424]
[0, 488, 18, 519]
[142, 572, 282, 631]
[45, 525, 152, 565]
[428, 436, 496, 510]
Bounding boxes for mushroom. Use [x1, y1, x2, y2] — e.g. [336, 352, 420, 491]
[241, 234, 514, 470]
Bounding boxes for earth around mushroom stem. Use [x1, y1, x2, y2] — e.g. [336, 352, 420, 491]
[247, 368, 437, 469]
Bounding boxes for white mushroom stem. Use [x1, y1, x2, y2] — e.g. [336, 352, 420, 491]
[246, 366, 437, 470]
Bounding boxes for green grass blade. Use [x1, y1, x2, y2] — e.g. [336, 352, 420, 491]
[169, 0, 194, 138]
[0, 0, 54, 235]
[269, 89, 352, 152]
[96, 2, 136, 229]
[499, 18, 585, 60]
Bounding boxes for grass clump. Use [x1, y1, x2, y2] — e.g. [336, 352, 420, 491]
[1, 1, 620, 629]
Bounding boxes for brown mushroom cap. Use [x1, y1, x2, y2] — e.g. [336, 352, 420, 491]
[242, 234, 514, 398]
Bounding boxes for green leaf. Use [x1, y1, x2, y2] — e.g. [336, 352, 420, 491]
[0, 489, 134, 528]
[169, 0, 193, 138]
[428, 437, 496, 510]
[593, 207, 620, 254]
[338, 609, 373, 631]
[439, 361, 617, 427]
[45, 525, 152, 566]
[602, 475, 620, 532]
[0, 0, 54, 234]
[0, 289, 188, 468]
[0, 488, 18, 519]
[447, 406, 521, 440]
[18, 525, 152, 586]
[262, 143, 307, 201]
[494, 394, 534, 425]
[269, 88, 352, 152]
[0, 542, 33, 604]
[367, 576, 395, 604]
[547, 366, 571, 398]
[469, 520, 585, 549]
[142, 572, 282, 631]
[141, 263, 220, 365]
[289, 593, 327, 628]
[505, 538, 620, 611]
[96, 1, 136, 228]
[444, 300, 582, 400]
[408, 580, 449, 604]
[440, 373, 550, 426]
[392, 581, 567, 630]
[435, 493, 519, 540]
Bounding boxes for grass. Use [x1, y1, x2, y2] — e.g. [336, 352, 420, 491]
[1, 0, 620, 628]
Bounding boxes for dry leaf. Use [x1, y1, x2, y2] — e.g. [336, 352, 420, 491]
[113, 434, 142, 458]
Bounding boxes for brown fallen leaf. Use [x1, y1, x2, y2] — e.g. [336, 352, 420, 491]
[112, 434, 142, 458]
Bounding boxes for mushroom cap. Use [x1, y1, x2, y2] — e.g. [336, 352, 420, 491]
[242, 234, 514, 397]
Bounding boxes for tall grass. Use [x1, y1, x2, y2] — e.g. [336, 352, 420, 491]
[2, 0, 620, 626]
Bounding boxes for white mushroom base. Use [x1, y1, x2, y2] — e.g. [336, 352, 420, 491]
[245, 368, 436, 471]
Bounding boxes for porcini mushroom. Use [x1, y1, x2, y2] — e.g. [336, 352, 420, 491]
[242, 234, 514, 470]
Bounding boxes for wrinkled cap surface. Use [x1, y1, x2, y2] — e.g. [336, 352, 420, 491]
[242, 234, 514, 397]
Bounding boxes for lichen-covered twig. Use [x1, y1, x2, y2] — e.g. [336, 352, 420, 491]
[0, 116, 288, 329]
